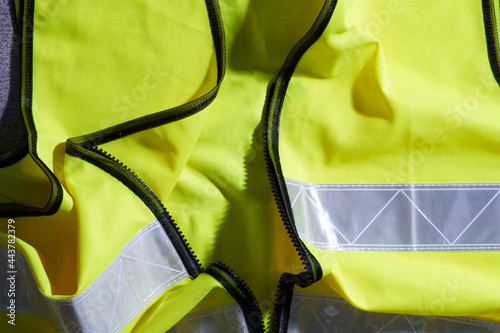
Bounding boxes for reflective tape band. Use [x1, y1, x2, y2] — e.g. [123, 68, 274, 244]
[167, 303, 247, 333]
[288, 292, 500, 332]
[1, 249, 64, 331]
[0, 220, 188, 333]
[286, 178, 500, 251]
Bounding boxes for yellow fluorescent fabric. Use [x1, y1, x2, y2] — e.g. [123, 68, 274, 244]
[31, 0, 216, 211]
[6, 153, 157, 297]
[125, 274, 225, 332]
[0, 312, 57, 333]
[276, 0, 500, 324]
[3, 0, 323, 330]
[2, 0, 500, 331]
[281, 0, 500, 184]
[4, 0, 214, 298]
[307, 249, 500, 321]
[0, 154, 51, 207]
[94, 0, 324, 318]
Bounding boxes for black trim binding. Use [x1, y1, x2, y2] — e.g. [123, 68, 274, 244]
[0, 0, 64, 217]
[264, 0, 337, 286]
[264, 1, 338, 330]
[1, 0, 225, 219]
[69, 0, 225, 149]
[272, 273, 298, 333]
[13, 0, 24, 35]
[65, 145, 202, 277]
[64, 0, 226, 278]
[482, 0, 500, 86]
[204, 262, 265, 333]
[3, 0, 225, 277]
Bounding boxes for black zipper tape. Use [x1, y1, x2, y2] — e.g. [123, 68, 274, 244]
[271, 273, 299, 333]
[263, 1, 338, 331]
[65, 143, 202, 277]
[264, 0, 338, 287]
[205, 261, 265, 333]
[482, 0, 500, 86]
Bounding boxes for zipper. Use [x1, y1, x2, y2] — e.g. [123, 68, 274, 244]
[89, 146, 202, 277]
[264, 0, 338, 285]
[204, 261, 265, 333]
[271, 273, 298, 333]
[263, 0, 338, 331]
[65, 142, 203, 277]
[482, 0, 500, 86]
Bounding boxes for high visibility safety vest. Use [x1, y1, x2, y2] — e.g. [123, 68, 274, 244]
[2, 0, 500, 332]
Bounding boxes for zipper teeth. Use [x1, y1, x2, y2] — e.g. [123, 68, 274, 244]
[210, 261, 265, 333]
[263, 133, 314, 286]
[263, 0, 340, 288]
[271, 275, 287, 333]
[483, 0, 500, 85]
[213, 261, 262, 314]
[92, 146, 164, 207]
[166, 210, 202, 273]
[271, 273, 295, 333]
[91, 146, 202, 272]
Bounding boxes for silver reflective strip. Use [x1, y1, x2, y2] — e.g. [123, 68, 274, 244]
[167, 303, 248, 333]
[286, 178, 500, 251]
[289, 292, 500, 333]
[0, 220, 188, 333]
[0, 249, 64, 331]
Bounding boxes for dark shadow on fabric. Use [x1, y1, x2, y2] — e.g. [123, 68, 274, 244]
[210, 84, 277, 304]
[229, 0, 324, 73]
[0, 0, 27, 161]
